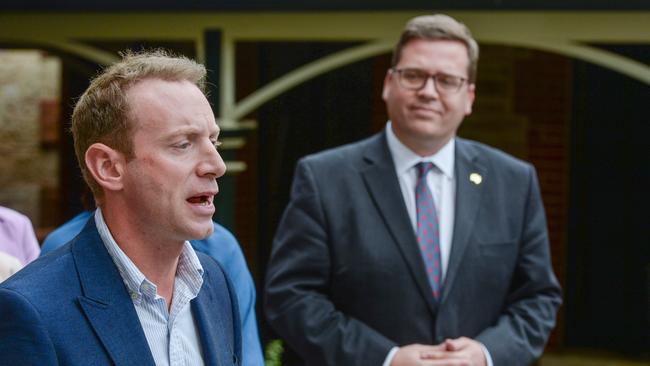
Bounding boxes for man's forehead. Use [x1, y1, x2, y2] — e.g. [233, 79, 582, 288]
[399, 39, 470, 70]
[402, 38, 466, 54]
[124, 81, 217, 141]
[126, 78, 198, 99]
[125, 78, 211, 114]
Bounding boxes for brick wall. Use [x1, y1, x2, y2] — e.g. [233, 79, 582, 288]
[0, 50, 61, 235]
[514, 48, 571, 348]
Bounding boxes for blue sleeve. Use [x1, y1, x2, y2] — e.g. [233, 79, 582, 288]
[41, 211, 93, 256]
[0, 288, 58, 365]
[191, 223, 264, 366]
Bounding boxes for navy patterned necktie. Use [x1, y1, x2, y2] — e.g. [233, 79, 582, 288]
[415, 162, 442, 300]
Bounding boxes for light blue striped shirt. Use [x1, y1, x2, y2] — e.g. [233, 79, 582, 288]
[95, 209, 206, 366]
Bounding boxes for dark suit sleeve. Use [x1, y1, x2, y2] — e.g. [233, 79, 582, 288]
[0, 288, 58, 365]
[475, 165, 562, 365]
[264, 159, 396, 366]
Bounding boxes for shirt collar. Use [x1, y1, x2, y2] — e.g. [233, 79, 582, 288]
[385, 122, 455, 179]
[94, 208, 204, 302]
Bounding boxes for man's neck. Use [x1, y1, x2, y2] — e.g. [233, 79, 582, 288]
[100, 203, 183, 309]
[388, 123, 454, 157]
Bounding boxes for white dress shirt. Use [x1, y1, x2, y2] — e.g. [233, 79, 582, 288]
[386, 122, 456, 281]
[95, 209, 206, 366]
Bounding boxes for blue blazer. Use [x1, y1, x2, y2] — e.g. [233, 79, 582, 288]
[40, 213, 263, 366]
[0, 219, 241, 366]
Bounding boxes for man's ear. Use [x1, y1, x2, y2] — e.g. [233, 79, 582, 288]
[464, 83, 476, 115]
[85, 143, 126, 193]
[381, 69, 393, 101]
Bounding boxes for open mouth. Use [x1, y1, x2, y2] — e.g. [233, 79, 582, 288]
[187, 195, 213, 206]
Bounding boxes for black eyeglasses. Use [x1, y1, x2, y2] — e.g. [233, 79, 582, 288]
[392, 68, 468, 94]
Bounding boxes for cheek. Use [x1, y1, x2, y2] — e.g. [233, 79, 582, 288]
[387, 93, 409, 114]
[132, 162, 174, 195]
[144, 157, 184, 179]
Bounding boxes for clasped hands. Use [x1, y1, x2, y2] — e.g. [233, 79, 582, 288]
[391, 337, 487, 366]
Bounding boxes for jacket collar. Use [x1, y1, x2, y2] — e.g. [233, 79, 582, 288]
[72, 219, 156, 366]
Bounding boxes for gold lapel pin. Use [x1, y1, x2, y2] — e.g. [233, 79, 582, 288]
[469, 173, 482, 185]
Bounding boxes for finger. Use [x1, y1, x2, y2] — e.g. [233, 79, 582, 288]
[444, 338, 459, 351]
[444, 337, 470, 351]
[424, 359, 472, 366]
[422, 350, 470, 360]
[420, 350, 446, 359]
[417, 343, 447, 355]
[420, 344, 447, 352]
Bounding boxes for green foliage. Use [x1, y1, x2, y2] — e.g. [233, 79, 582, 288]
[264, 339, 284, 366]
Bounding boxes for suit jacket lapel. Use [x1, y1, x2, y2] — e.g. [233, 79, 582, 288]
[441, 138, 486, 301]
[360, 132, 439, 316]
[73, 219, 156, 366]
[192, 268, 226, 366]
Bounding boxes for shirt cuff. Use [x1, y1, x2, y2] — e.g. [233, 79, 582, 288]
[480, 343, 494, 366]
[382, 346, 400, 366]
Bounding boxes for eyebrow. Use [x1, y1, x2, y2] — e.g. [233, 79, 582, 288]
[166, 126, 219, 138]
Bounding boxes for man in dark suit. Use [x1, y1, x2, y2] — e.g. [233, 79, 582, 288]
[0, 50, 241, 365]
[264, 14, 562, 366]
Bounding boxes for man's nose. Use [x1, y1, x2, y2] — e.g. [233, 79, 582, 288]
[417, 76, 440, 99]
[198, 141, 226, 179]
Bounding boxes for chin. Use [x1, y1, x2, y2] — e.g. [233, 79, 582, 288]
[411, 126, 443, 140]
[202, 225, 215, 238]
[196, 223, 214, 239]
[180, 223, 214, 241]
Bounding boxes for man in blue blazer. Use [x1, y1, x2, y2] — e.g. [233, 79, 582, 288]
[40, 211, 264, 366]
[265, 15, 561, 366]
[0, 50, 241, 365]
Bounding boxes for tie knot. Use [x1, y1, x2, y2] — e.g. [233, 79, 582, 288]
[416, 162, 435, 178]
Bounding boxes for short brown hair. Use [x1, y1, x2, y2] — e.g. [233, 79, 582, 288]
[392, 14, 479, 83]
[71, 49, 207, 202]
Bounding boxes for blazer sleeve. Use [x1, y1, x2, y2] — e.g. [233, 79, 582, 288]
[475, 165, 563, 365]
[0, 288, 58, 365]
[264, 159, 396, 366]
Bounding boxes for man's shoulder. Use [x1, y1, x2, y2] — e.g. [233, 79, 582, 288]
[41, 211, 93, 255]
[0, 246, 77, 304]
[457, 137, 533, 172]
[299, 132, 383, 168]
